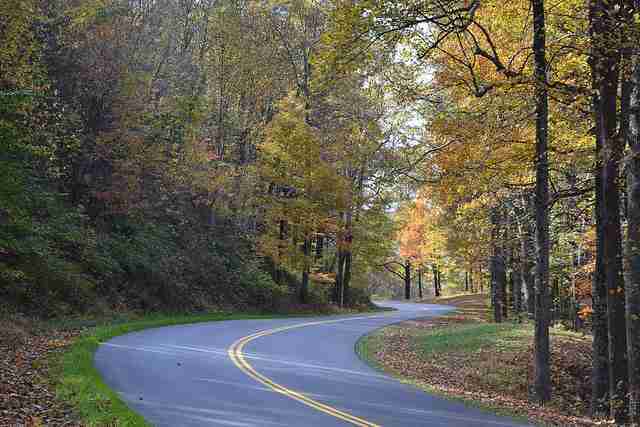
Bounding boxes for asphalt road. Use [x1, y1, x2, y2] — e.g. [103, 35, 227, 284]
[95, 301, 531, 427]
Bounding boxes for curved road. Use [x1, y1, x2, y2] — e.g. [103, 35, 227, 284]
[95, 301, 530, 427]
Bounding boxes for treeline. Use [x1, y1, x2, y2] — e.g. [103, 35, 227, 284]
[1, 0, 410, 319]
[325, 0, 640, 424]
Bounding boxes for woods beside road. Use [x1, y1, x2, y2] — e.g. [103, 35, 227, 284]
[359, 295, 594, 426]
[3, 0, 640, 425]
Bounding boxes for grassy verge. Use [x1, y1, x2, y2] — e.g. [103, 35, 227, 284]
[357, 330, 533, 423]
[356, 314, 534, 422]
[48, 312, 309, 426]
[415, 322, 531, 355]
[356, 295, 594, 426]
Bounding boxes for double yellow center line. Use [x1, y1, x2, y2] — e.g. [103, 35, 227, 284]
[228, 315, 387, 427]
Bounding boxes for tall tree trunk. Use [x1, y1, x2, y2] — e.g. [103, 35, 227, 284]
[625, 12, 640, 422]
[342, 250, 352, 307]
[341, 211, 353, 306]
[315, 234, 324, 261]
[490, 252, 506, 323]
[404, 258, 411, 300]
[593, 1, 629, 421]
[216, 43, 226, 159]
[515, 194, 536, 317]
[589, 1, 628, 421]
[521, 219, 536, 317]
[490, 209, 504, 323]
[509, 269, 517, 312]
[418, 267, 423, 299]
[552, 278, 561, 325]
[590, 70, 610, 419]
[300, 238, 311, 303]
[603, 94, 629, 425]
[433, 265, 440, 297]
[513, 267, 522, 317]
[510, 237, 523, 315]
[275, 219, 288, 285]
[532, 0, 551, 404]
[503, 269, 509, 320]
[335, 248, 345, 305]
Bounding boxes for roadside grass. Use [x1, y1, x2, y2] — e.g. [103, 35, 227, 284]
[355, 329, 386, 372]
[49, 309, 349, 427]
[416, 322, 532, 356]
[355, 326, 532, 424]
[47, 300, 395, 427]
[357, 294, 594, 426]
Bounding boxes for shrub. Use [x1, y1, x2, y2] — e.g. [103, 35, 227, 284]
[239, 269, 291, 312]
[348, 286, 372, 308]
[307, 282, 331, 305]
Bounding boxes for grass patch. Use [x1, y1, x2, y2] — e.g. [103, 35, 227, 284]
[48, 312, 302, 426]
[417, 322, 532, 355]
[355, 327, 533, 424]
[356, 294, 594, 426]
[355, 332, 385, 372]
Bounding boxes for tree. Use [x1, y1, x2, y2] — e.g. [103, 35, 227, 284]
[588, 1, 629, 421]
[323, 0, 594, 410]
[624, 2, 640, 424]
[530, 0, 551, 405]
[259, 95, 345, 302]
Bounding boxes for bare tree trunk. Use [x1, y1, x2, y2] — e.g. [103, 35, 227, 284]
[603, 97, 629, 425]
[433, 265, 440, 297]
[590, 74, 610, 419]
[275, 219, 288, 285]
[509, 269, 516, 311]
[418, 267, 423, 299]
[503, 268, 509, 320]
[490, 252, 505, 323]
[334, 249, 345, 306]
[339, 210, 354, 306]
[300, 238, 310, 303]
[532, 0, 551, 404]
[589, 1, 628, 421]
[315, 234, 324, 261]
[625, 12, 640, 422]
[513, 267, 522, 317]
[490, 209, 505, 323]
[404, 259, 411, 300]
[517, 198, 536, 317]
[523, 243, 536, 317]
[509, 238, 523, 316]
[216, 40, 226, 159]
[342, 250, 352, 307]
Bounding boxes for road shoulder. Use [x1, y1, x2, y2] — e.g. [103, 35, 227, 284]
[356, 295, 595, 427]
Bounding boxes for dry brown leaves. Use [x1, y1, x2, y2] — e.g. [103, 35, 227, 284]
[0, 320, 80, 427]
[371, 296, 596, 427]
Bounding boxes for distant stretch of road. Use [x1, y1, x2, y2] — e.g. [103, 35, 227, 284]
[95, 301, 530, 426]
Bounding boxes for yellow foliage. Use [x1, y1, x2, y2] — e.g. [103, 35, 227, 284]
[0, 0, 41, 89]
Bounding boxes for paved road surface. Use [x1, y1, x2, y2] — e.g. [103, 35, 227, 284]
[95, 301, 530, 426]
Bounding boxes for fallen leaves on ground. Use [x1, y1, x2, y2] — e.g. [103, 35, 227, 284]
[0, 319, 80, 426]
[370, 295, 596, 427]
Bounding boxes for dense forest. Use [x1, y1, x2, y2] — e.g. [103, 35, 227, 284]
[2, 0, 640, 425]
[326, 0, 639, 424]
[1, 0, 407, 320]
